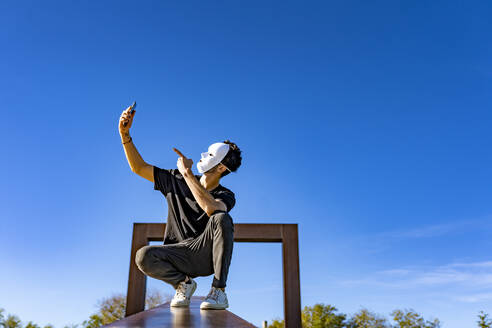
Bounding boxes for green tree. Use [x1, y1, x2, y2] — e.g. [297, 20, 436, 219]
[268, 303, 347, 328]
[346, 308, 390, 328]
[391, 309, 440, 328]
[477, 311, 492, 328]
[25, 322, 40, 328]
[2, 314, 22, 328]
[81, 293, 124, 327]
[267, 318, 285, 328]
[97, 293, 125, 324]
[81, 288, 169, 328]
[302, 304, 347, 328]
[82, 314, 103, 328]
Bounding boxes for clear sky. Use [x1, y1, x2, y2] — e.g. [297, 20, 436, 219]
[1, 1, 491, 327]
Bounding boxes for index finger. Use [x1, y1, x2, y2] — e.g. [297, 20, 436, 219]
[173, 148, 185, 158]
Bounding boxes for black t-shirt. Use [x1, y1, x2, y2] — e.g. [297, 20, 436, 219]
[153, 165, 236, 245]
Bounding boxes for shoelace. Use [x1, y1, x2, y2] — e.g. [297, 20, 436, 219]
[176, 282, 187, 298]
[205, 288, 221, 301]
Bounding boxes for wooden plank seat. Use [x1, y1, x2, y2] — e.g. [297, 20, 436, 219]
[104, 296, 256, 328]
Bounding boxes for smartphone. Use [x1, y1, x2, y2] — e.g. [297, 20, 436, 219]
[129, 101, 137, 113]
[123, 101, 137, 127]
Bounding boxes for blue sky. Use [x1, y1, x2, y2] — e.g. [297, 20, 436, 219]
[1, 1, 491, 327]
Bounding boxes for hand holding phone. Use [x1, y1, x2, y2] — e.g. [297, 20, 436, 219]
[123, 101, 137, 128]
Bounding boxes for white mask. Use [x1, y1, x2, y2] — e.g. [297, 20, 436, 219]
[197, 142, 231, 174]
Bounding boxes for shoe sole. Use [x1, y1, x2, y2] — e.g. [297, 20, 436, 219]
[200, 303, 229, 310]
[170, 281, 197, 307]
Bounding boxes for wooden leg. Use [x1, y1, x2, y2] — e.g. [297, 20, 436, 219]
[282, 224, 302, 328]
[125, 224, 149, 317]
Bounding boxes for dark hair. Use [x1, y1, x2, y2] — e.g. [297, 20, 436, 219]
[219, 140, 242, 178]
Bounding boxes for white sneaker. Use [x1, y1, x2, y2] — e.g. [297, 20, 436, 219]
[170, 277, 197, 307]
[200, 287, 229, 310]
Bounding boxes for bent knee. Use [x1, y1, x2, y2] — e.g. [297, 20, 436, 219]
[135, 245, 155, 271]
[211, 212, 233, 229]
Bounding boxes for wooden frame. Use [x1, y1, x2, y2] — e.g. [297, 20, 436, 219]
[125, 223, 301, 328]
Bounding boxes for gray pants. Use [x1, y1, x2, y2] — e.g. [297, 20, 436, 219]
[135, 211, 234, 289]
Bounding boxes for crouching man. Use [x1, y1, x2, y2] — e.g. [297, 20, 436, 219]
[118, 105, 242, 309]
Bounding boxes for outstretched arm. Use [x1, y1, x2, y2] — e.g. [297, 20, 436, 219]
[119, 105, 153, 182]
[173, 148, 227, 216]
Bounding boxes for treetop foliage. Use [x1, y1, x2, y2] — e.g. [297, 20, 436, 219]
[0, 288, 169, 328]
[268, 304, 450, 328]
[1, 295, 490, 328]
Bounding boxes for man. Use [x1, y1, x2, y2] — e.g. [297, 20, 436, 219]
[118, 105, 242, 310]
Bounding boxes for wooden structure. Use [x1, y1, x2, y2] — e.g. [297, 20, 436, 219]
[126, 223, 301, 328]
[107, 296, 256, 327]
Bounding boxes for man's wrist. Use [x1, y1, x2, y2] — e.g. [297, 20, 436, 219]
[120, 132, 131, 143]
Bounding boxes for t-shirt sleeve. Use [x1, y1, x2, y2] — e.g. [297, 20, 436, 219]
[153, 166, 177, 194]
[214, 189, 236, 212]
